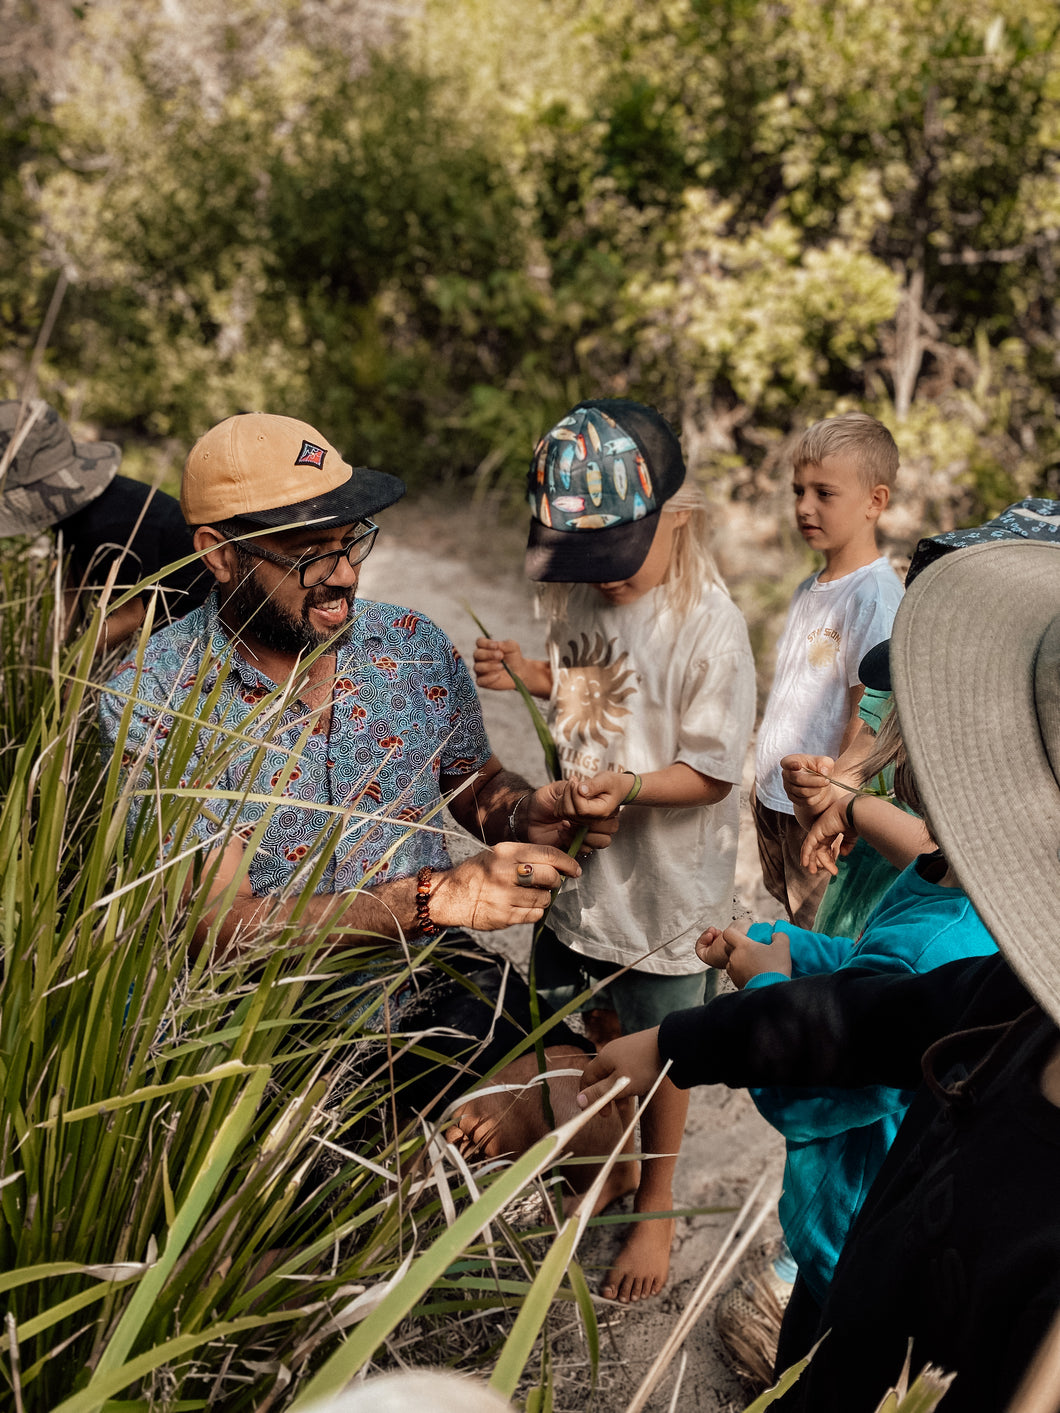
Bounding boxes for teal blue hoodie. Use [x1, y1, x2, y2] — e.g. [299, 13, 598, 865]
[745, 853, 996, 1303]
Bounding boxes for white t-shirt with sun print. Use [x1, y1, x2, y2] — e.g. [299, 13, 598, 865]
[544, 581, 756, 974]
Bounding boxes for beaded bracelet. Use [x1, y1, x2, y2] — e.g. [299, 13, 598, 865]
[416, 865, 440, 937]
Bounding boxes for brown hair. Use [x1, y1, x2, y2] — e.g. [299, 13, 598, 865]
[857, 704, 923, 817]
[793, 412, 899, 491]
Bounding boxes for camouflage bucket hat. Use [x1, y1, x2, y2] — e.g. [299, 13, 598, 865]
[525, 399, 686, 583]
[0, 400, 121, 537]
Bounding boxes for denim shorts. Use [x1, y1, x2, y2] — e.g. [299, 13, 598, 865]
[532, 924, 715, 1034]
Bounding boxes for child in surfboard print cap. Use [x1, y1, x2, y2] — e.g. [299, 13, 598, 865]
[474, 399, 756, 1304]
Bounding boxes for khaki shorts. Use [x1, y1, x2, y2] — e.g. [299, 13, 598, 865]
[751, 789, 830, 929]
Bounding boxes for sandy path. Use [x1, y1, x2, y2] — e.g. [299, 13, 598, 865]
[359, 498, 785, 1412]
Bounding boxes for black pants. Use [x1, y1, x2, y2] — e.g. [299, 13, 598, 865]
[774, 1273, 824, 1390]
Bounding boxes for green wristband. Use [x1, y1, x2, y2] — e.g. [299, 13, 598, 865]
[622, 772, 643, 804]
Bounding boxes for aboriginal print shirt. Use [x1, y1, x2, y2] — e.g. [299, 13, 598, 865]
[99, 594, 491, 894]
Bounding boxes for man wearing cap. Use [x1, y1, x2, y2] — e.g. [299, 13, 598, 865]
[0, 399, 210, 642]
[99, 412, 622, 1166]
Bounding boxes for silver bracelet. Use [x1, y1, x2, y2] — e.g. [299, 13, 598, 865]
[507, 791, 532, 841]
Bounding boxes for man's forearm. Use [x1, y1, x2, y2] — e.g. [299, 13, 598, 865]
[198, 873, 423, 957]
[445, 760, 535, 845]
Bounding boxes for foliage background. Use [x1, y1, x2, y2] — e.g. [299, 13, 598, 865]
[2, 0, 1059, 533]
[3, 7, 1056, 1401]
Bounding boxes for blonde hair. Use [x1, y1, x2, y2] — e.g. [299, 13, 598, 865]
[660, 481, 729, 615]
[538, 483, 728, 622]
[793, 412, 899, 491]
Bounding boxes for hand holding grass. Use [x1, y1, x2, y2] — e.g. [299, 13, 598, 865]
[556, 769, 640, 824]
[576, 1027, 664, 1110]
[430, 841, 582, 930]
[473, 635, 552, 698]
[781, 752, 842, 815]
[695, 923, 792, 988]
[523, 779, 621, 852]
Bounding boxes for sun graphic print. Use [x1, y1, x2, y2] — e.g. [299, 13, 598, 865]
[553, 632, 637, 749]
[806, 626, 841, 670]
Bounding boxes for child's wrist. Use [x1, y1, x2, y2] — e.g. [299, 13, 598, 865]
[621, 771, 643, 804]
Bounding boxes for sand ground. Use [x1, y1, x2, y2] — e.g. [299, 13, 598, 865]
[358, 498, 786, 1412]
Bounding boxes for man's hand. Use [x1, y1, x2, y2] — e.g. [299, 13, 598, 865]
[473, 637, 551, 697]
[695, 923, 791, 988]
[576, 1028, 664, 1110]
[525, 779, 621, 853]
[429, 840, 582, 931]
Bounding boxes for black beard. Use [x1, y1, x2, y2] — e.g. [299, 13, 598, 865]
[226, 559, 357, 655]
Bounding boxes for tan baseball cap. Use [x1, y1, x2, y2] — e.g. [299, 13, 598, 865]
[181, 412, 405, 528]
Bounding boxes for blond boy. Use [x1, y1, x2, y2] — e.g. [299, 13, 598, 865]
[753, 412, 902, 927]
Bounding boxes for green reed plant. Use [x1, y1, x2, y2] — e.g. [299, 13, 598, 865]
[465, 609, 560, 784]
[0, 551, 626, 1410]
[0, 544, 975, 1413]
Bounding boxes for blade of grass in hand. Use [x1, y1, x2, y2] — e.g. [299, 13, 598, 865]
[466, 607, 562, 782]
[803, 765, 893, 800]
[528, 774, 641, 1126]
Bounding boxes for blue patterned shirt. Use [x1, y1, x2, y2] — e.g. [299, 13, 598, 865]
[99, 594, 492, 894]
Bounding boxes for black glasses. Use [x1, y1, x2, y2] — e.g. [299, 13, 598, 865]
[235, 520, 379, 588]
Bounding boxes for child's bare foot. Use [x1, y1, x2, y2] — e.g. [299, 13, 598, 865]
[563, 1156, 639, 1219]
[601, 1214, 675, 1302]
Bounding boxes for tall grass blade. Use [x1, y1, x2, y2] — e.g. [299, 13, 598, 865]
[465, 607, 561, 781]
[287, 1080, 630, 1409]
[89, 1067, 270, 1380]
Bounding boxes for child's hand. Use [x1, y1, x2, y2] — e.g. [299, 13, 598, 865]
[694, 924, 738, 968]
[781, 753, 838, 817]
[801, 798, 857, 875]
[561, 770, 637, 821]
[696, 923, 791, 988]
[473, 637, 523, 692]
[527, 780, 620, 853]
[473, 638, 552, 697]
[576, 1028, 663, 1110]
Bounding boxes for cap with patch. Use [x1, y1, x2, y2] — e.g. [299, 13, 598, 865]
[181, 412, 406, 528]
[0, 400, 121, 537]
[525, 399, 686, 583]
[907, 498, 1060, 584]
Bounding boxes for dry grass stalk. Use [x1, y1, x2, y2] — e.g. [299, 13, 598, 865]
[623, 1170, 782, 1413]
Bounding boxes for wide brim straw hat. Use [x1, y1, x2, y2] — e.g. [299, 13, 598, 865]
[891, 539, 1060, 1025]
